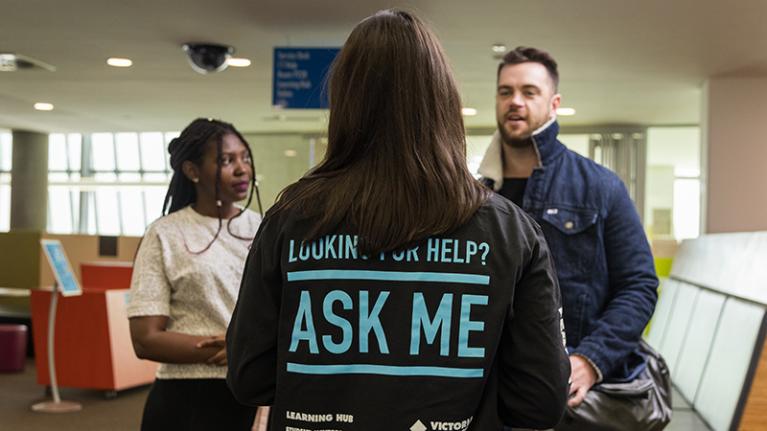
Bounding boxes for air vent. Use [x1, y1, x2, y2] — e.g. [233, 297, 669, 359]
[0, 53, 56, 72]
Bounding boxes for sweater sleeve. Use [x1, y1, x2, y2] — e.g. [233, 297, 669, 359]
[498, 224, 571, 428]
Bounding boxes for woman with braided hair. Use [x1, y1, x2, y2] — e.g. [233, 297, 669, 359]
[127, 118, 265, 430]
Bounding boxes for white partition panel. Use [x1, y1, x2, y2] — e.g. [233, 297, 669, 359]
[659, 282, 700, 375]
[694, 298, 766, 431]
[673, 289, 726, 403]
[672, 232, 767, 304]
[646, 278, 680, 350]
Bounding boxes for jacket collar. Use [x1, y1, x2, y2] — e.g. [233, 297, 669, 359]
[478, 119, 565, 191]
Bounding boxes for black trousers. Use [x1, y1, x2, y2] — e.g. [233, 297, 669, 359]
[141, 378, 256, 431]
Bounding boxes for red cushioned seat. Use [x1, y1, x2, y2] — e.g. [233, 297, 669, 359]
[0, 324, 27, 373]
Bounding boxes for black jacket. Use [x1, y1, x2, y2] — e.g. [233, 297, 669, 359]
[227, 193, 570, 430]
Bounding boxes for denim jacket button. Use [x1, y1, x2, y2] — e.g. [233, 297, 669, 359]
[564, 221, 574, 230]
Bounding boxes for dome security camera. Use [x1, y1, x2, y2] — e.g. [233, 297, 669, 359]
[182, 43, 233, 74]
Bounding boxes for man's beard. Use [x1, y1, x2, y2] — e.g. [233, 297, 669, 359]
[497, 121, 533, 148]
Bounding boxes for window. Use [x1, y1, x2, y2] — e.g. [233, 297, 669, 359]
[0, 131, 11, 232]
[559, 134, 590, 158]
[47, 133, 82, 234]
[47, 132, 176, 235]
[645, 127, 701, 241]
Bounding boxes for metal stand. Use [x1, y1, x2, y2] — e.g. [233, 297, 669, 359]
[31, 286, 82, 413]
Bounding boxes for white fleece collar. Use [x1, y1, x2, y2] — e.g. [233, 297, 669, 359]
[477, 117, 556, 191]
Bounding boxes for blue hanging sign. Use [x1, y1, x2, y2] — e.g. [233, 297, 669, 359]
[272, 47, 340, 109]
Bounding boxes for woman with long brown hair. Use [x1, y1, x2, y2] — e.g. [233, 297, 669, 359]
[227, 9, 569, 430]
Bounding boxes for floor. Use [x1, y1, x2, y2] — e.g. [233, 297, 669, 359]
[668, 387, 712, 431]
[0, 360, 146, 430]
[0, 360, 712, 430]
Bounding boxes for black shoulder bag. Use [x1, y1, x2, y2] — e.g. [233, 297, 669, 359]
[556, 340, 673, 431]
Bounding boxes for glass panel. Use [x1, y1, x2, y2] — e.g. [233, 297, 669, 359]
[0, 184, 10, 232]
[94, 172, 118, 182]
[144, 186, 167, 224]
[95, 188, 121, 235]
[673, 179, 700, 241]
[118, 173, 141, 182]
[86, 192, 97, 234]
[70, 189, 80, 232]
[143, 173, 170, 182]
[48, 173, 71, 182]
[560, 134, 591, 158]
[647, 127, 700, 177]
[48, 134, 68, 171]
[164, 132, 180, 141]
[115, 133, 140, 171]
[47, 186, 73, 233]
[164, 132, 179, 172]
[140, 132, 167, 172]
[0, 132, 11, 171]
[68, 134, 82, 171]
[91, 133, 116, 171]
[120, 187, 146, 236]
[593, 145, 603, 165]
[645, 127, 701, 240]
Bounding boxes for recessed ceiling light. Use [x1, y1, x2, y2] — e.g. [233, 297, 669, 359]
[556, 107, 576, 116]
[462, 107, 478, 116]
[284, 149, 297, 157]
[34, 102, 54, 111]
[227, 58, 251, 67]
[107, 57, 132, 67]
[491, 44, 507, 53]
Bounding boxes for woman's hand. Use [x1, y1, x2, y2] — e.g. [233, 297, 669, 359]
[129, 316, 225, 364]
[197, 335, 227, 366]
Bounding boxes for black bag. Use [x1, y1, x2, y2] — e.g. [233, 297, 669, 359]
[556, 340, 673, 431]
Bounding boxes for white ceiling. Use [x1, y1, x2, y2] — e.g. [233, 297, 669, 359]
[1, 0, 766, 134]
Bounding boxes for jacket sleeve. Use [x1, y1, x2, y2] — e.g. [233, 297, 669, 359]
[226, 216, 283, 406]
[498, 224, 571, 429]
[571, 178, 659, 379]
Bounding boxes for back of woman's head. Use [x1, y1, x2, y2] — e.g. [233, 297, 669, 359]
[273, 9, 488, 253]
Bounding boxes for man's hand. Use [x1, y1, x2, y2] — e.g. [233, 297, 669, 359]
[568, 355, 597, 408]
[196, 335, 227, 366]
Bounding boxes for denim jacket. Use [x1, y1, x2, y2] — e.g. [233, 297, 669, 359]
[479, 120, 658, 382]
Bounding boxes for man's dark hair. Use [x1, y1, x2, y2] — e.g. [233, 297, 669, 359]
[497, 46, 559, 91]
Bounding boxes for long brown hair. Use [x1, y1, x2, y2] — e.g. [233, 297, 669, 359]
[271, 9, 488, 253]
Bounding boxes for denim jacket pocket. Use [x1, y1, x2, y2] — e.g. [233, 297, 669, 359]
[541, 207, 598, 235]
[539, 206, 599, 281]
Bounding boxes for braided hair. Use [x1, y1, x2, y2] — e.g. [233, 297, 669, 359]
[162, 118, 263, 253]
